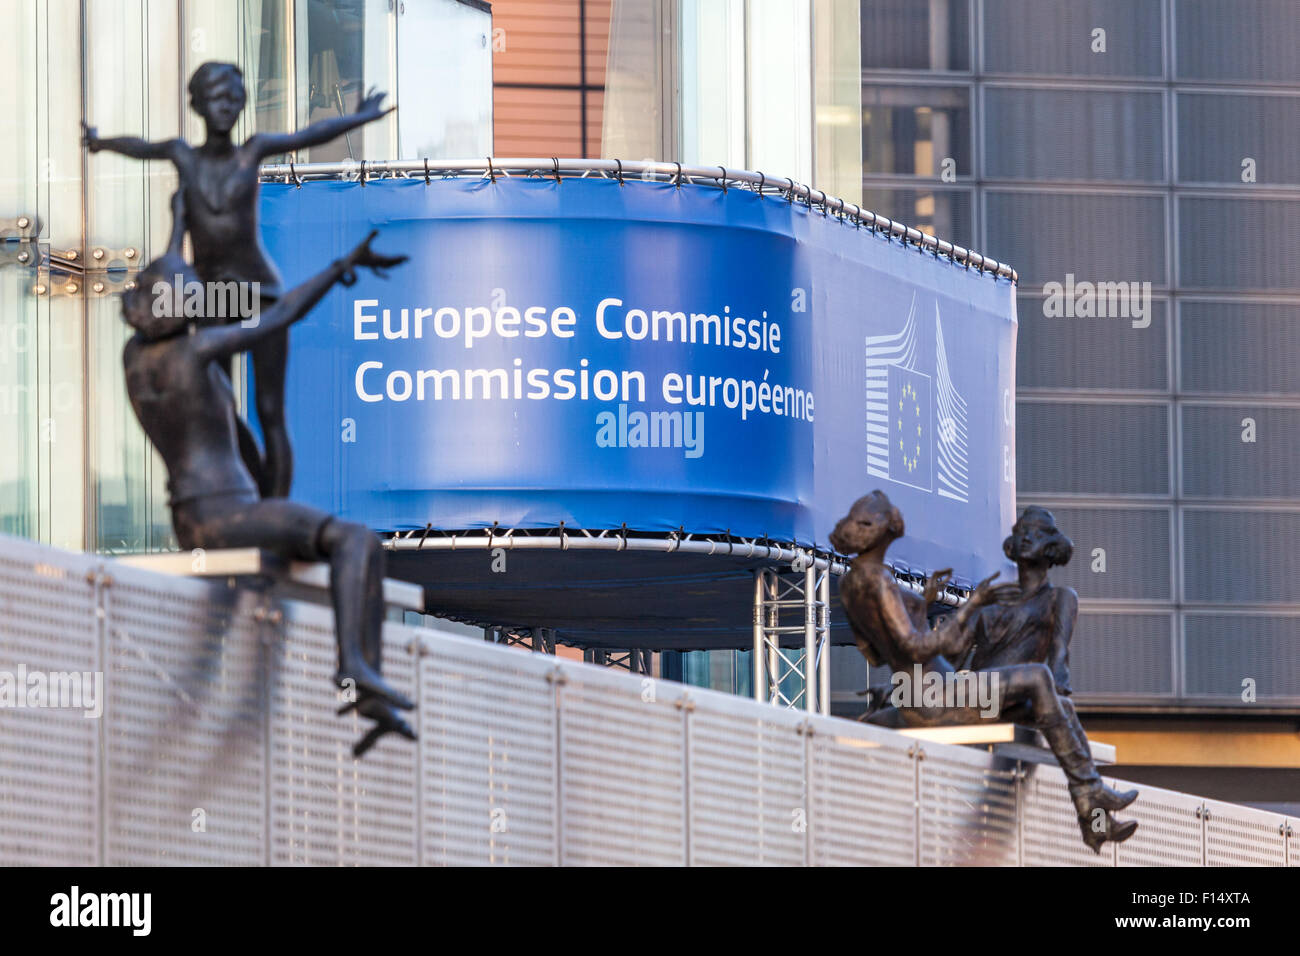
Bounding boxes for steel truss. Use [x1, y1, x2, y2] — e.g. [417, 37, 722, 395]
[752, 565, 832, 715]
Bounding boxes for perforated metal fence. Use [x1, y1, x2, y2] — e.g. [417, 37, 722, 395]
[0, 533, 1291, 866]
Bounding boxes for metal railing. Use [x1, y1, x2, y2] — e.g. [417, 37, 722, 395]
[0, 532, 1289, 866]
[258, 157, 1018, 283]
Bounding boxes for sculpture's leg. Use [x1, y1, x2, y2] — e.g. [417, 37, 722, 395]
[993, 664, 1138, 852]
[317, 517, 414, 712]
[251, 324, 293, 498]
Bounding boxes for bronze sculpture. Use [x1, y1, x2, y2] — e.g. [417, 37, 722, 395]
[85, 61, 393, 499]
[121, 191, 413, 757]
[831, 491, 1137, 851]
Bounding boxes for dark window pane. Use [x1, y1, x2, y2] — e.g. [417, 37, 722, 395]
[985, 87, 1164, 182]
[862, 84, 971, 176]
[1177, 92, 1300, 186]
[1182, 510, 1300, 604]
[1071, 612, 1174, 697]
[1182, 405, 1300, 500]
[1015, 401, 1171, 496]
[985, 191, 1166, 289]
[1179, 301, 1300, 396]
[1184, 614, 1300, 700]
[1178, 196, 1300, 292]
[1176, 0, 1300, 84]
[1017, 296, 1168, 391]
[983, 0, 1163, 78]
[860, 0, 970, 72]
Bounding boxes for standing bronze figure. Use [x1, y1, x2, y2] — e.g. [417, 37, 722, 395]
[831, 491, 1138, 851]
[85, 61, 393, 499]
[121, 191, 413, 757]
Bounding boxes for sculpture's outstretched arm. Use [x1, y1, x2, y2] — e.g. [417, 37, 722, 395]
[249, 89, 393, 158]
[196, 231, 406, 363]
[83, 121, 181, 161]
[893, 572, 1000, 663]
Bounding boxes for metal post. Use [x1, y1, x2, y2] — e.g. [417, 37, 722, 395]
[818, 568, 831, 716]
[803, 564, 817, 713]
[752, 570, 765, 703]
[765, 572, 779, 705]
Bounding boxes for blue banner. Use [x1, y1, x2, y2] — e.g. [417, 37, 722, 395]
[262, 176, 1017, 579]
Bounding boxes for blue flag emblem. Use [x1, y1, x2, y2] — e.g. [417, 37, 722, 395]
[888, 365, 932, 492]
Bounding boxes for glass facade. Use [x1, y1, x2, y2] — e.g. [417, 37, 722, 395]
[856, 0, 1300, 709]
[0, 0, 491, 555]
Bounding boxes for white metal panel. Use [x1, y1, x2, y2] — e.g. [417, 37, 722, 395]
[268, 600, 419, 866]
[1203, 797, 1286, 867]
[1114, 780, 1205, 867]
[418, 631, 558, 866]
[558, 664, 687, 866]
[917, 742, 1019, 866]
[807, 714, 917, 866]
[0, 537, 99, 866]
[687, 687, 807, 866]
[1021, 764, 1116, 866]
[102, 565, 265, 865]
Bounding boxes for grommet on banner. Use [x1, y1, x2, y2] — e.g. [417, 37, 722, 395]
[615, 158, 625, 186]
[417, 522, 432, 550]
[552, 157, 561, 184]
[486, 158, 497, 183]
[289, 162, 302, 188]
[673, 162, 683, 188]
[853, 204, 862, 229]
[559, 521, 568, 550]
[756, 171, 766, 196]
[423, 158, 430, 184]
[718, 166, 728, 193]
[359, 160, 367, 186]
[786, 178, 795, 203]
[620, 522, 629, 551]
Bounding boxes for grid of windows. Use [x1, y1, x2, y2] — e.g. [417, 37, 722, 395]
[853, 0, 1300, 707]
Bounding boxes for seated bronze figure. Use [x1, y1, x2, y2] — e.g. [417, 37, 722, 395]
[831, 491, 1137, 851]
[961, 506, 1078, 696]
[121, 192, 413, 757]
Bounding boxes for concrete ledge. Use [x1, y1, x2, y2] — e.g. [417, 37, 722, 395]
[115, 548, 425, 613]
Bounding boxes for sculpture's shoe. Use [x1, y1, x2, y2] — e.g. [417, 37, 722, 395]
[351, 697, 418, 758]
[334, 663, 415, 711]
[1077, 813, 1139, 853]
[1097, 785, 1139, 813]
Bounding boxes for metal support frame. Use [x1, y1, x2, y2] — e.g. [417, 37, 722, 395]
[583, 647, 653, 674]
[752, 565, 831, 715]
[257, 158, 1017, 282]
[483, 625, 557, 654]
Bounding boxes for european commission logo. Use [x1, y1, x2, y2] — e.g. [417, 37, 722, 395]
[865, 295, 970, 502]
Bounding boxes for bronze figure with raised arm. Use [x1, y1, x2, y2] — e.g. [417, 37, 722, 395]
[86, 61, 393, 499]
[121, 191, 412, 757]
[830, 490, 1138, 851]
